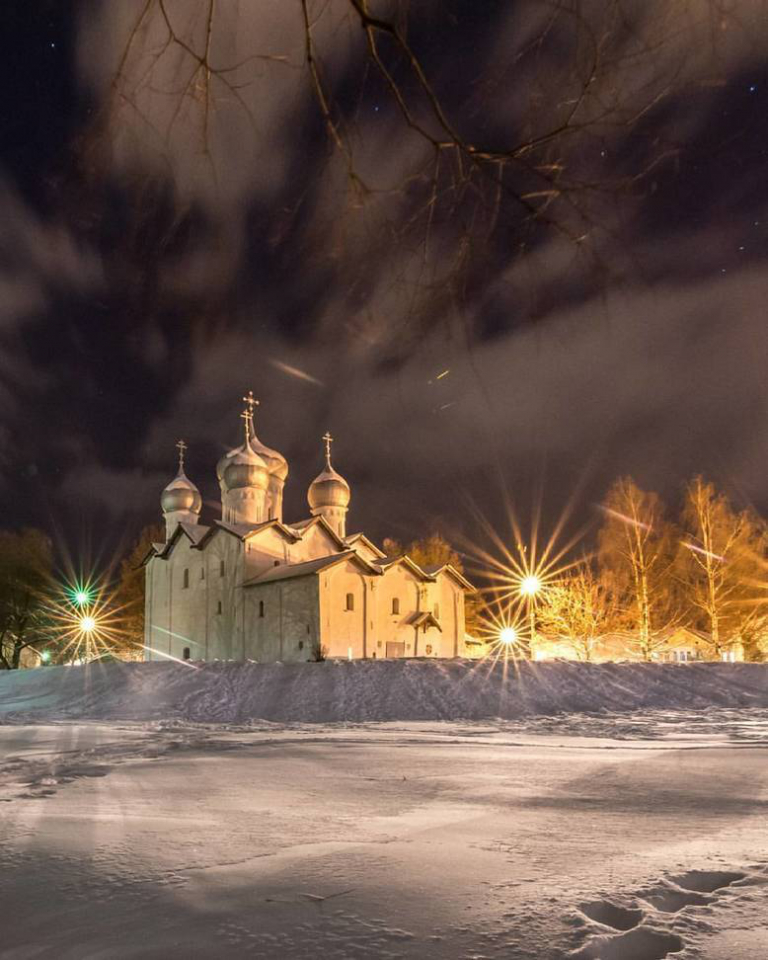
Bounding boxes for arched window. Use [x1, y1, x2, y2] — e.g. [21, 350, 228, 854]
[219, 559, 225, 577]
[345, 593, 355, 611]
[217, 600, 222, 615]
[392, 598, 400, 615]
[182, 647, 191, 661]
[183, 569, 189, 589]
[200, 567, 205, 580]
[259, 600, 265, 618]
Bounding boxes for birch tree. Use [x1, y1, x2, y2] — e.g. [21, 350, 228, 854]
[597, 477, 677, 660]
[538, 565, 616, 661]
[678, 477, 764, 658]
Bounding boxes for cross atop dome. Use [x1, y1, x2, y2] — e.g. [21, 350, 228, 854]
[323, 431, 333, 466]
[176, 439, 187, 471]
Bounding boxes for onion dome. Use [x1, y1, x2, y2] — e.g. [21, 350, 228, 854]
[308, 432, 350, 510]
[217, 392, 288, 482]
[250, 428, 288, 481]
[161, 440, 202, 516]
[222, 434, 269, 492]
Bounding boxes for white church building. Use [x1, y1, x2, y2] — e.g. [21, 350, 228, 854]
[143, 394, 473, 663]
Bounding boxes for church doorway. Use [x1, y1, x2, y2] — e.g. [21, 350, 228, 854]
[385, 641, 405, 658]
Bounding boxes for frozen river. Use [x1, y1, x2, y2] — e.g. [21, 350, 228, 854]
[1, 712, 767, 959]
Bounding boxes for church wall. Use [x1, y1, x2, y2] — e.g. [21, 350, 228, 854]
[320, 564, 369, 658]
[145, 530, 246, 663]
[296, 524, 343, 564]
[203, 533, 245, 660]
[370, 565, 422, 659]
[242, 577, 320, 662]
[243, 528, 293, 579]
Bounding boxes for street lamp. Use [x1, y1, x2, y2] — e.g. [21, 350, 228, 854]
[518, 574, 542, 658]
[499, 627, 518, 646]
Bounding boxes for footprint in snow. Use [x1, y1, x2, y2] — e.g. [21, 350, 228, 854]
[571, 867, 747, 960]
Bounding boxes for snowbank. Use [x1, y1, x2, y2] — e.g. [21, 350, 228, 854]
[1, 658, 768, 723]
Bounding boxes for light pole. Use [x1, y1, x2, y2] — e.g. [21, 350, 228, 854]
[519, 574, 541, 659]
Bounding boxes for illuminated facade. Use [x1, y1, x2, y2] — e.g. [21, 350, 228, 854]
[143, 397, 472, 663]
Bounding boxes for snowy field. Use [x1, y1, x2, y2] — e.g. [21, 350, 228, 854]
[1, 662, 768, 959]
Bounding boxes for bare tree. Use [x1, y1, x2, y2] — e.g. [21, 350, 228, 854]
[678, 477, 765, 659]
[83, 1, 736, 294]
[0, 530, 56, 670]
[538, 564, 617, 661]
[113, 522, 166, 660]
[598, 477, 678, 660]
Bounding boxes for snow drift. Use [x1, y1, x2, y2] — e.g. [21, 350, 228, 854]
[1, 659, 768, 723]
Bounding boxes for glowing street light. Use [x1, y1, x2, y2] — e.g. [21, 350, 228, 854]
[519, 574, 542, 598]
[68, 583, 95, 608]
[499, 627, 518, 646]
[79, 615, 97, 634]
[518, 574, 543, 659]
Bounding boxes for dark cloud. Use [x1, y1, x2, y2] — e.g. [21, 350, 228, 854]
[1, 0, 767, 563]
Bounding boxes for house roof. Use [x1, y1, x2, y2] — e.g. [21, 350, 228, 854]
[243, 550, 378, 586]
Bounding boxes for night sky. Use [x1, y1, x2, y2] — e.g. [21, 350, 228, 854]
[2, 1, 768, 566]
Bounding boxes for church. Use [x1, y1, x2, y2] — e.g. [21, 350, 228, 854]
[143, 393, 473, 663]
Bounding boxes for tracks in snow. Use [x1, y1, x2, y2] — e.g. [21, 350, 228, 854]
[571, 866, 767, 959]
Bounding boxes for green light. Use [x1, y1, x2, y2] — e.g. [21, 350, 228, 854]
[40, 650, 51, 663]
[70, 586, 94, 608]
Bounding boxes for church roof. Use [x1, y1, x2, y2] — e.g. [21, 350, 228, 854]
[424, 563, 475, 591]
[243, 550, 377, 586]
[374, 555, 434, 582]
[286, 515, 348, 549]
[410, 611, 443, 632]
[344, 532, 386, 559]
[142, 523, 212, 564]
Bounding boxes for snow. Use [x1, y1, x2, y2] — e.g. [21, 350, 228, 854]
[1, 662, 767, 958]
[1, 659, 767, 724]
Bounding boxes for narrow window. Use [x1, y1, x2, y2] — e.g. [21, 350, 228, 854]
[200, 567, 205, 580]
[182, 647, 191, 661]
[298, 640, 304, 651]
[433, 603, 440, 618]
[219, 559, 225, 577]
[345, 593, 354, 611]
[391, 598, 400, 615]
[259, 600, 265, 618]
[217, 600, 222, 615]
[183, 569, 189, 589]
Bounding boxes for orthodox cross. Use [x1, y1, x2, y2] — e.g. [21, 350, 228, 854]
[176, 439, 187, 470]
[241, 391, 259, 442]
[322, 431, 333, 466]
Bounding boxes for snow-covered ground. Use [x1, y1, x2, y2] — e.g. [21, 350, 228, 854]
[1, 662, 767, 959]
[1, 659, 768, 724]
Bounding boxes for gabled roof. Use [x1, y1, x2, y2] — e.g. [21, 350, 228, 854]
[193, 519, 284, 550]
[375, 554, 434, 582]
[424, 563, 475, 592]
[286, 515, 348, 550]
[142, 523, 211, 564]
[344, 532, 386, 559]
[243, 550, 379, 586]
[243, 519, 302, 544]
[410, 611, 443, 632]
